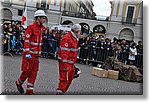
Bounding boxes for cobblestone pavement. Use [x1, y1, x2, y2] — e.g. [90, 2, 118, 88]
[1, 55, 142, 95]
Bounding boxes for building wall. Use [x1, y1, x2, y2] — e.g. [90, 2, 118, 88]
[1, 0, 143, 42]
[1, 0, 64, 27]
[61, 16, 108, 31]
[108, 21, 142, 42]
[110, 0, 142, 23]
[108, 0, 143, 42]
[1, 0, 94, 26]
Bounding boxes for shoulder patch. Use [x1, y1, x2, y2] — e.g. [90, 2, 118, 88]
[65, 43, 68, 47]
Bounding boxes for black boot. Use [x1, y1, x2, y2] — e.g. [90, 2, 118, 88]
[15, 81, 24, 94]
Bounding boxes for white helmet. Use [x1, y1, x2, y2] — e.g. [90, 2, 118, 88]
[34, 10, 47, 17]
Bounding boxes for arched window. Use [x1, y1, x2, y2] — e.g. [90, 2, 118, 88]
[79, 23, 90, 34]
[119, 28, 134, 41]
[1, 8, 12, 20]
[93, 25, 106, 34]
[62, 20, 73, 25]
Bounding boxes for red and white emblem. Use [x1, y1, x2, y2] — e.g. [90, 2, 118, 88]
[26, 34, 30, 38]
[65, 43, 68, 47]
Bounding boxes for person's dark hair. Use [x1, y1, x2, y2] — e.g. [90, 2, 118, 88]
[131, 43, 136, 48]
[138, 41, 142, 43]
[35, 16, 39, 20]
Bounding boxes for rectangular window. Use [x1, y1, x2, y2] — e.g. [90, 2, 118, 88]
[36, 0, 40, 10]
[41, 0, 46, 9]
[18, 9, 23, 16]
[126, 6, 135, 23]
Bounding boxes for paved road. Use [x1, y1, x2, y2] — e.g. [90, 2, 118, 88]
[1, 55, 142, 95]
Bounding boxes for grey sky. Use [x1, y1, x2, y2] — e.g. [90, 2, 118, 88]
[92, 0, 111, 17]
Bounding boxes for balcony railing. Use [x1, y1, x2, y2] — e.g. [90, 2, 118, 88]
[1, 0, 12, 6]
[62, 11, 96, 20]
[121, 17, 137, 25]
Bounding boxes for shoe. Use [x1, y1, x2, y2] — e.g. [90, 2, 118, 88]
[26, 89, 34, 95]
[56, 90, 64, 95]
[56, 92, 63, 95]
[15, 81, 24, 94]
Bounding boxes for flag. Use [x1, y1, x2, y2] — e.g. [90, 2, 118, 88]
[22, 1, 27, 29]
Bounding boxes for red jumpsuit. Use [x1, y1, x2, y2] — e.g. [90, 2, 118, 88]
[57, 31, 79, 93]
[17, 22, 46, 94]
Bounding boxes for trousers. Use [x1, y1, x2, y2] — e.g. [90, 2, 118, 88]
[18, 53, 39, 94]
[57, 60, 75, 93]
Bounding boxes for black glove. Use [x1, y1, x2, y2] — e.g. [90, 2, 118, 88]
[74, 66, 81, 79]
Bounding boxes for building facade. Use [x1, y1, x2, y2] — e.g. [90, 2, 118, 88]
[1, 0, 65, 26]
[108, 0, 143, 42]
[1, 0, 143, 42]
[62, 0, 95, 20]
[1, 0, 95, 26]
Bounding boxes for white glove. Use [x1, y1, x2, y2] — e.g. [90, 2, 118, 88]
[25, 54, 32, 59]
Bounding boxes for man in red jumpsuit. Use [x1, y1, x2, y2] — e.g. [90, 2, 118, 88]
[15, 10, 47, 95]
[57, 24, 81, 95]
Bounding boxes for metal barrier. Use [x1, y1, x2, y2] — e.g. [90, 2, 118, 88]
[1, 32, 23, 56]
[1, 33, 143, 69]
[77, 45, 143, 69]
[41, 38, 59, 58]
[135, 54, 143, 69]
[2, 37, 13, 57]
[78, 45, 115, 64]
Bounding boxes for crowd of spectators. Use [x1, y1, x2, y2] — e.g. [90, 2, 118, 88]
[0, 21, 143, 69]
[78, 34, 143, 68]
[1, 21, 24, 54]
